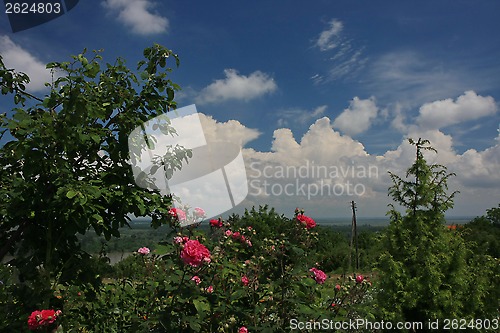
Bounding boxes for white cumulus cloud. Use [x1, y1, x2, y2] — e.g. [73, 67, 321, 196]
[196, 69, 277, 104]
[0, 36, 52, 92]
[238, 96, 499, 217]
[198, 113, 261, 147]
[102, 0, 168, 35]
[333, 97, 379, 136]
[416, 90, 497, 129]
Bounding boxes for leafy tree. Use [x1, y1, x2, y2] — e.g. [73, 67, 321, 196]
[485, 203, 500, 227]
[0, 44, 189, 315]
[376, 138, 498, 323]
[462, 203, 500, 258]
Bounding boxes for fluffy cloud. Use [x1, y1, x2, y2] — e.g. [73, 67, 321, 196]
[390, 103, 408, 132]
[452, 145, 500, 188]
[265, 117, 368, 165]
[102, 0, 168, 35]
[241, 109, 498, 217]
[162, 93, 499, 218]
[196, 69, 277, 104]
[416, 90, 497, 129]
[315, 19, 343, 51]
[198, 113, 261, 147]
[242, 117, 381, 216]
[333, 97, 379, 136]
[0, 36, 53, 92]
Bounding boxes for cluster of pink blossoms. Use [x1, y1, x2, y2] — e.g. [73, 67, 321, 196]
[137, 247, 150, 255]
[296, 213, 316, 230]
[191, 275, 202, 285]
[28, 309, 61, 330]
[241, 275, 250, 286]
[193, 207, 206, 218]
[225, 229, 252, 247]
[309, 267, 327, 284]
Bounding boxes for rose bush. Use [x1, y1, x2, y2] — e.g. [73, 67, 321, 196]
[16, 206, 372, 332]
[0, 205, 375, 332]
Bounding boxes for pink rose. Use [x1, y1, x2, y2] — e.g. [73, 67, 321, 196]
[180, 240, 211, 267]
[173, 236, 183, 244]
[309, 267, 327, 284]
[137, 247, 150, 255]
[241, 275, 249, 286]
[206, 285, 214, 293]
[296, 214, 316, 229]
[239, 327, 248, 333]
[356, 275, 364, 284]
[194, 207, 206, 218]
[335, 284, 341, 291]
[232, 231, 241, 239]
[225, 230, 233, 237]
[169, 207, 186, 221]
[191, 276, 201, 285]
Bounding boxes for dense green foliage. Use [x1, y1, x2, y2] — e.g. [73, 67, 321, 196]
[461, 205, 500, 258]
[376, 139, 499, 323]
[0, 44, 189, 330]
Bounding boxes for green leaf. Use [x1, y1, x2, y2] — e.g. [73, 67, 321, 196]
[193, 298, 210, 314]
[167, 87, 174, 101]
[92, 213, 104, 224]
[46, 62, 60, 69]
[66, 190, 78, 199]
[154, 244, 171, 256]
[188, 320, 201, 331]
[90, 134, 101, 143]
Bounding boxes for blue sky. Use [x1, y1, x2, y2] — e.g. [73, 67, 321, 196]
[1, 0, 499, 219]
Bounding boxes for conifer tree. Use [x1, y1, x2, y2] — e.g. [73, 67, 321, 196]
[377, 138, 474, 323]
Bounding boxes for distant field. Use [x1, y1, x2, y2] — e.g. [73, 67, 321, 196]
[315, 216, 474, 226]
[62, 215, 477, 259]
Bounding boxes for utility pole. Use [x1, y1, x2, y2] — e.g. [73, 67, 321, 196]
[349, 201, 359, 271]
